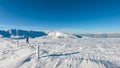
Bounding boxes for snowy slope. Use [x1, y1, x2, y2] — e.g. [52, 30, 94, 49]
[0, 34, 120, 68]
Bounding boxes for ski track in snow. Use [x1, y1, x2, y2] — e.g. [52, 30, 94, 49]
[0, 37, 120, 68]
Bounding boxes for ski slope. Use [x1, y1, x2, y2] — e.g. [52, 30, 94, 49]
[0, 33, 120, 68]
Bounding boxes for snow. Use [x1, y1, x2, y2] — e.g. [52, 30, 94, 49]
[0, 32, 120, 68]
[10, 35, 24, 39]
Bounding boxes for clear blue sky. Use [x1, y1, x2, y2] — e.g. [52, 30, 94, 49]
[0, 0, 120, 33]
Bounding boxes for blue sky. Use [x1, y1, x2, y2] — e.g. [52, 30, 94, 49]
[0, 0, 120, 33]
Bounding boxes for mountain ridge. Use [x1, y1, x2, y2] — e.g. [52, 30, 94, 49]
[0, 29, 47, 39]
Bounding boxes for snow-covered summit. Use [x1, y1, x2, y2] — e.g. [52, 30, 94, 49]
[43, 31, 77, 38]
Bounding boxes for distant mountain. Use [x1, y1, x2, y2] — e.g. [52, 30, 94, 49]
[0, 29, 47, 39]
[76, 33, 120, 38]
[1, 29, 120, 39]
[0, 29, 80, 39]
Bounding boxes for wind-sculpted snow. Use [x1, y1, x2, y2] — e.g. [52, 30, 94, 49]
[0, 37, 120, 68]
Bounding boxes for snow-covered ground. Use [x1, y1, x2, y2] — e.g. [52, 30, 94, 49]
[0, 32, 120, 68]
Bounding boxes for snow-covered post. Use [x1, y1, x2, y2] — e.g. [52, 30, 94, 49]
[26, 37, 30, 46]
[26, 35, 30, 46]
[37, 45, 40, 59]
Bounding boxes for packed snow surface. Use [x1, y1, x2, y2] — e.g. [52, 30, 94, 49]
[0, 33, 120, 68]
